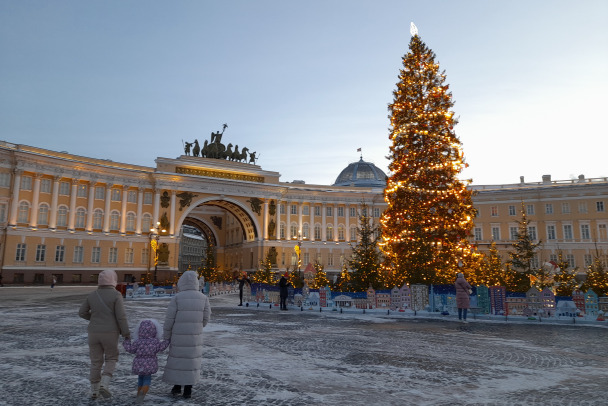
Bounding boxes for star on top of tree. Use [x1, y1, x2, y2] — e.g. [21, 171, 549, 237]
[410, 22, 418, 36]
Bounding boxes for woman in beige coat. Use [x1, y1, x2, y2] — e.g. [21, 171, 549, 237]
[162, 270, 211, 399]
[79, 270, 130, 399]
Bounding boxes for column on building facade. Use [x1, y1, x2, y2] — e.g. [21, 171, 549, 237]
[298, 201, 303, 238]
[170, 190, 176, 236]
[68, 179, 78, 231]
[8, 169, 22, 226]
[29, 174, 43, 228]
[120, 185, 129, 234]
[136, 187, 144, 235]
[345, 203, 350, 242]
[103, 184, 112, 233]
[333, 203, 338, 242]
[263, 200, 269, 240]
[153, 189, 160, 227]
[321, 203, 327, 241]
[309, 201, 315, 241]
[275, 199, 281, 240]
[285, 200, 291, 240]
[49, 176, 61, 229]
[86, 180, 96, 232]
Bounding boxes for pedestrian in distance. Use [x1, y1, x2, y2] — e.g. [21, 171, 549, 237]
[162, 270, 212, 399]
[279, 273, 291, 310]
[78, 269, 131, 399]
[455, 272, 472, 323]
[51, 276, 57, 289]
[235, 271, 251, 306]
[199, 273, 205, 294]
[123, 319, 170, 404]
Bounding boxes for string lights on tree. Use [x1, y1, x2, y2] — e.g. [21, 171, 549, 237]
[380, 23, 479, 286]
[349, 202, 383, 291]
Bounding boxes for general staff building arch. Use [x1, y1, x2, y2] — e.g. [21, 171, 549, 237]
[0, 141, 386, 284]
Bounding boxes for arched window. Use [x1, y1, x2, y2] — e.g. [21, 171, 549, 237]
[302, 223, 310, 239]
[93, 209, 103, 229]
[338, 225, 345, 240]
[110, 211, 120, 231]
[126, 212, 135, 232]
[57, 205, 68, 227]
[290, 223, 298, 239]
[38, 204, 49, 225]
[75, 208, 86, 228]
[18, 201, 29, 223]
[142, 213, 152, 233]
[326, 225, 333, 241]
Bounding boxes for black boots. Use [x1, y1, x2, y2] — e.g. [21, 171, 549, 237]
[171, 385, 192, 399]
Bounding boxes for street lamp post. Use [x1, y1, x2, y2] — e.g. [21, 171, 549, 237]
[297, 239, 302, 273]
[150, 221, 166, 283]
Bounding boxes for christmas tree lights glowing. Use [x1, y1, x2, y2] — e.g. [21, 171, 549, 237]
[507, 202, 542, 292]
[380, 26, 479, 286]
[312, 261, 330, 289]
[350, 203, 383, 291]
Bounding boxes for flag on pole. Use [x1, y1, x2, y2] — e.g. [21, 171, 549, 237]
[357, 148, 361, 152]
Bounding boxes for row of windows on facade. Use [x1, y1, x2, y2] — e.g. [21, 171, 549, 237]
[474, 223, 607, 242]
[279, 204, 381, 218]
[8, 174, 383, 217]
[15, 243, 150, 265]
[278, 223, 381, 241]
[4, 174, 156, 204]
[7, 201, 383, 239]
[12, 273, 137, 284]
[7, 202, 155, 232]
[509, 252, 606, 270]
[6, 175, 607, 216]
[488, 202, 605, 217]
[224, 252, 346, 269]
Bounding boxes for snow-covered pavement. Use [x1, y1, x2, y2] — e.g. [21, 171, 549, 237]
[0, 286, 606, 405]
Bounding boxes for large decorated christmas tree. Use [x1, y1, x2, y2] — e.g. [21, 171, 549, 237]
[380, 24, 478, 286]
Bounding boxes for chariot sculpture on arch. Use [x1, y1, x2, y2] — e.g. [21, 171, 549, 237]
[183, 123, 259, 163]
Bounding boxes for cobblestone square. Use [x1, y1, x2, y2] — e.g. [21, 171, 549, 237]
[1, 287, 606, 406]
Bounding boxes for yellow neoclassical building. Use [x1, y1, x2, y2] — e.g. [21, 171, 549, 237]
[0, 140, 386, 285]
[0, 139, 606, 285]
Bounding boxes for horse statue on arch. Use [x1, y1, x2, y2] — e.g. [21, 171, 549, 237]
[237, 147, 249, 163]
[223, 143, 233, 160]
[192, 139, 200, 157]
[230, 145, 240, 161]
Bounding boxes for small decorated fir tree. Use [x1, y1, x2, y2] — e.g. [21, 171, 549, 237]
[252, 253, 276, 285]
[349, 203, 383, 291]
[477, 241, 511, 287]
[199, 243, 221, 282]
[553, 251, 579, 296]
[582, 247, 608, 296]
[335, 263, 352, 292]
[508, 202, 542, 292]
[312, 261, 330, 289]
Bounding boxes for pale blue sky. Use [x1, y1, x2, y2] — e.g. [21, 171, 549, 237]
[1, 1, 607, 185]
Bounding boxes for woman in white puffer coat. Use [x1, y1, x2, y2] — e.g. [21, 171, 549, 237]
[162, 270, 211, 399]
